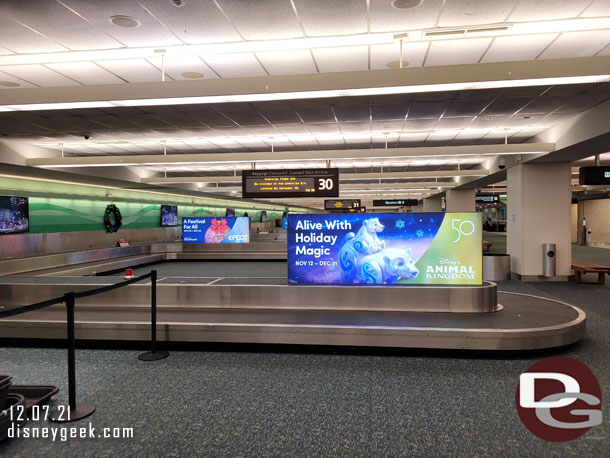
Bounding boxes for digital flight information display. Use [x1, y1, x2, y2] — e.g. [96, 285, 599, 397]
[242, 168, 339, 198]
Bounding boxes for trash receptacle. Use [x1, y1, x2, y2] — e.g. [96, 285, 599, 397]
[542, 243, 556, 277]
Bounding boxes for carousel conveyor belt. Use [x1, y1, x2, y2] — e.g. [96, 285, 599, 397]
[0, 284, 585, 350]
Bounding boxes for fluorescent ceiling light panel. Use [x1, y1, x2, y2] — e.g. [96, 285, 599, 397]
[3, 75, 610, 112]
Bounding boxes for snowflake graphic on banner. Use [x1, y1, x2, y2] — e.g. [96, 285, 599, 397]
[416, 229, 424, 238]
[395, 219, 405, 229]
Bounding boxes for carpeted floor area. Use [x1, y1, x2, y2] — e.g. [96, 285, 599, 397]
[1, 250, 609, 456]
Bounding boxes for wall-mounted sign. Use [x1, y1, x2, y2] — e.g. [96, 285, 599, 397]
[475, 194, 500, 203]
[579, 166, 610, 185]
[288, 212, 482, 286]
[242, 168, 339, 198]
[182, 217, 250, 243]
[324, 199, 361, 210]
[372, 199, 418, 207]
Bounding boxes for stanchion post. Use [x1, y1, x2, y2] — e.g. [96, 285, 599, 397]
[139, 270, 169, 361]
[50, 291, 96, 423]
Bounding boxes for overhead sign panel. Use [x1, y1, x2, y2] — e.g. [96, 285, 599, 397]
[287, 212, 482, 285]
[324, 199, 361, 210]
[372, 199, 418, 207]
[475, 194, 500, 203]
[579, 166, 610, 185]
[242, 168, 339, 198]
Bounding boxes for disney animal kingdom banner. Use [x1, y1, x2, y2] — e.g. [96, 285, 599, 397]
[287, 213, 482, 285]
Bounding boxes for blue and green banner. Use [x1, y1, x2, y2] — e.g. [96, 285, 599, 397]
[287, 212, 482, 285]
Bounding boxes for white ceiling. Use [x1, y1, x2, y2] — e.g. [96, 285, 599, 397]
[1, 0, 609, 203]
[0, 0, 609, 87]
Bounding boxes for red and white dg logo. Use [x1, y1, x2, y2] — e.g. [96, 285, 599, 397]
[516, 356, 603, 441]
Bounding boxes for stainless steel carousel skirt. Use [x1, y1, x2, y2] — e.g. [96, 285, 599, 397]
[0, 281, 585, 350]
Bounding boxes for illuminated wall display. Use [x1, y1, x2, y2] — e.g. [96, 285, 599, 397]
[182, 217, 250, 243]
[242, 168, 339, 198]
[288, 212, 482, 285]
[0, 196, 29, 234]
[160, 205, 178, 226]
[372, 199, 418, 207]
[579, 166, 610, 185]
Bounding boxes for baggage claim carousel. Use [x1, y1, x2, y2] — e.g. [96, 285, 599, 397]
[0, 242, 586, 351]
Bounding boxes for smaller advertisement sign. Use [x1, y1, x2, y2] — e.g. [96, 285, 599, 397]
[182, 217, 250, 243]
[324, 199, 361, 210]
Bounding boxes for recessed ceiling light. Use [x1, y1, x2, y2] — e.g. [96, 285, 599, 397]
[521, 115, 532, 119]
[109, 15, 141, 28]
[181, 71, 204, 79]
[392, 0, 423, 9]
[0, 81, 19, 87]
[386, 60, 409, 69]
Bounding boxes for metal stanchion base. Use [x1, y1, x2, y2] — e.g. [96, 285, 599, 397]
[138, 350, 169, 361]
[49, 403, 96, 423]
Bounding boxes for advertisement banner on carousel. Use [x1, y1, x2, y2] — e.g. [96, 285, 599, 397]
[182, 217, 250, 243]
[287, 212, 482, 285]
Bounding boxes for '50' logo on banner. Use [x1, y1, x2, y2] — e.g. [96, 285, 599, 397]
[451, 218, 475, 243]
[516, 356, 603, 442]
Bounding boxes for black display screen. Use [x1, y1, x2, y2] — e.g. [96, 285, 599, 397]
[579, 166, 610, 185]
[372, 199, 418, 207]
[0, 196, 29, 234]
[226, 208, 236, 217]
[324, 199, 361, 210]
[475, 195, 500, 203]
[242, 168, 339, 198]
[160, 205, 178, 227]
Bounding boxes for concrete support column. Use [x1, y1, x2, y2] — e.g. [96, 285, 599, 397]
[507, 162, 572, 281]
[423, 197, 442, 212]
[445, 189, 475, 212]
[412, 201, 424, 212]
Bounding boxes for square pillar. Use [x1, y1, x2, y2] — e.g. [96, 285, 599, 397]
[445, 189, 475, 212]
[423, 197, 442, 212]
[507, 162, 572, 281]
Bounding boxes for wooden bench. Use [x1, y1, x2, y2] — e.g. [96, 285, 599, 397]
[483, 241, 492, 252]
[571, 260, 610, 285]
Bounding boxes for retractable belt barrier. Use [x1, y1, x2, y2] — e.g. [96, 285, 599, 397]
[0, 270, 168, 423]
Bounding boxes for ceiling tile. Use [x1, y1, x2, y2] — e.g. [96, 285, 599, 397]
[333, 106, 371, 123]
[0, 70, 37, 88]
[581, 0, 610, 17]
[294, 0, 367, 36]
[46, 61, 123, 85]
[439, 0, 518, 27]
[156, 55, 219, 81]
[139, 0, 242, 44]
[519, 95, 573, 115]
[407, 101, 447, 119]
[259, 109, 303, 124]
[468, 115, 507, 129]
[508, 0, 593, 22]
[371, 104, 409, 121]
[0, 16, 68, 53]
[296, 107, 336, 123]
[0, 64, 79, 86]
[425, 38, 492, 66]
[256, 49, 317, 76]
[203, 53, 267, 78]
[539, 30, 610, 59]
[340, 122, 371, 134]
[554, 92, 610, 113]
[403, 119, 438, 130]
[481, 97, 532, 115]
[435, 117, 473, 129]
[444, 99, 491, 117]
[370, 42, 428, 69]
[369, 0, 442, 33]
[3, 0, 121, 50]
[482, 34, 558, 62]
[312, 46, 368, 73]
[96, 59, 162, 83]
[307, 123, 341, 134]
[216, 0, 302, 40]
